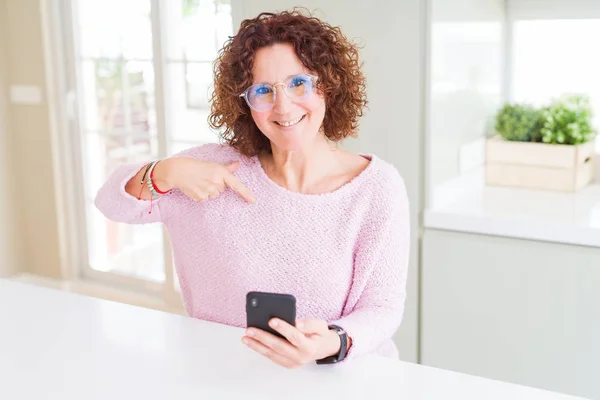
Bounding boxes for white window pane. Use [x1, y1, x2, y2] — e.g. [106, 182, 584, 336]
[429, 21, 502, 191]
[68, 0, 232, 289]
[168, 140, 213, 156]
[81, 60, 156, 133]
[165, 0, 233, 61]
[512, 19, 600, 151]
[126, 61, 158, 132]
[165, 62, 220, 143]
[82, 133, 158, 200]
[87, 202, 165, 282]
[83, 131, 163, 283]
[76, 0, 153, 59]
[185, 62, 212, 109]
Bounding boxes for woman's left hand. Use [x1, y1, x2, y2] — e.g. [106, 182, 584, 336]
[242, 318, 341, 368]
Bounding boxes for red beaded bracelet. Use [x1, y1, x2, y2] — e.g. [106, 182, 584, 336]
[149, 161, 171, 195]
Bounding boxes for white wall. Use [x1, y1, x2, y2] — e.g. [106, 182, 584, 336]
[233, 0, 425, 363]
[0, 0, 20, 277]
[507, 0, 600, 19]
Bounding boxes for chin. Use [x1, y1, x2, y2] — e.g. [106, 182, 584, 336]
[270, 138, 308, 152]
[266, 126, 320, 153]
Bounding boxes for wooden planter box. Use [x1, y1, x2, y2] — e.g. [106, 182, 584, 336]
[485, 135, 596, 192]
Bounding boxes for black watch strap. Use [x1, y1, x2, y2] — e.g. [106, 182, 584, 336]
[316, 325, 348, 365]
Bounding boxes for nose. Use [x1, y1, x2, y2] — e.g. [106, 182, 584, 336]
[272, 84, 293, 114]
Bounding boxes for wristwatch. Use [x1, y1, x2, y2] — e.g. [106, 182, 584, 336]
[316, 325, 349, 365]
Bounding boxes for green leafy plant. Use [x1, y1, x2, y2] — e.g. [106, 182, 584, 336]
[495, 103, 543, 142]
[539, 95, 596, 145]
[495, 95, 597, 145]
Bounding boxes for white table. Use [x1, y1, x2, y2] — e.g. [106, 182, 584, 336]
[0, 280, 588, 400]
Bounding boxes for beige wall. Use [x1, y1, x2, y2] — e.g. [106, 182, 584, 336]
[2, 0, 62, 278]
[0, 0, 20, 277]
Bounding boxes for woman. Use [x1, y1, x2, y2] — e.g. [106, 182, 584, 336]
[95, 10, 409, 368]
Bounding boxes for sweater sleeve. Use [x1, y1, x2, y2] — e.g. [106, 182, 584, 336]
[94, 143, 240, 225]
[330, 169, 410, 360]
[94, 162, 166, 224]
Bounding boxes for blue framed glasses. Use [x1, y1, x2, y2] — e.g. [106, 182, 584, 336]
[239, 73, 318, 112]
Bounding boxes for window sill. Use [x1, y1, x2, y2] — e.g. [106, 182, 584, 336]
[425, 170, 600, 248]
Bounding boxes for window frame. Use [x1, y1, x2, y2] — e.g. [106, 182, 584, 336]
[45, 0, 233, 308]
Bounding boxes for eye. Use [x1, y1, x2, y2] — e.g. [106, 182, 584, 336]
[290, 76, 308, 87]
[253, 85, 272, 95]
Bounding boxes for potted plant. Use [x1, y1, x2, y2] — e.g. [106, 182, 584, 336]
[486, 95, 597, 191]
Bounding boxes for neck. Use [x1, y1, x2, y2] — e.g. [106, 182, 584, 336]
[263, 136, 339, 193]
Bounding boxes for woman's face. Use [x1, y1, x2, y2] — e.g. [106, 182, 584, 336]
[249, 43, 326, 153]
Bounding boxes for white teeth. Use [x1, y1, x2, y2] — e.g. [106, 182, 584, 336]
[276, 115, 304, 127]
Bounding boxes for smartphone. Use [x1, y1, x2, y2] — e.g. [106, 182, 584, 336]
[246, 291, 296, 339]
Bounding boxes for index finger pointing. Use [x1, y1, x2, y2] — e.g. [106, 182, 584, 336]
[224, 173, 256, 203]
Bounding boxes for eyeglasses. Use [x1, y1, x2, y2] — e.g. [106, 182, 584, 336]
[239, 73, 318, 112]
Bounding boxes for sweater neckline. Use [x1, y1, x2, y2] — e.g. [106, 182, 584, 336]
[250, 153, 378, 200]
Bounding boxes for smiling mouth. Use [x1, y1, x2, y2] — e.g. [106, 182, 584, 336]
[274, 114, 306, 127]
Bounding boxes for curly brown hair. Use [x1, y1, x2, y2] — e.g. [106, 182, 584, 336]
[208, 9, 368, 157]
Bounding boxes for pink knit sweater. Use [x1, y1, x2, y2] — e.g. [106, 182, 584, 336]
[95, 143, 410, 360]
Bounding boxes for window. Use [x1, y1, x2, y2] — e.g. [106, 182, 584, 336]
[427, 19, 503, 207]
[62, 0, 232, 296]
[512, 19, 600, 152]
[424, 4, 600, 245]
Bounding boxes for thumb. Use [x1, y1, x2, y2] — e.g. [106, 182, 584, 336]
[225, 161, 240, 173]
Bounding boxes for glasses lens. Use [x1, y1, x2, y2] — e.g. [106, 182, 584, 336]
[286, 74, 313, 100]
[247, 84, 273, 111]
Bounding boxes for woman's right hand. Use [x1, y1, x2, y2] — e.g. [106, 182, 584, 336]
[153, 157, 256, 203]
